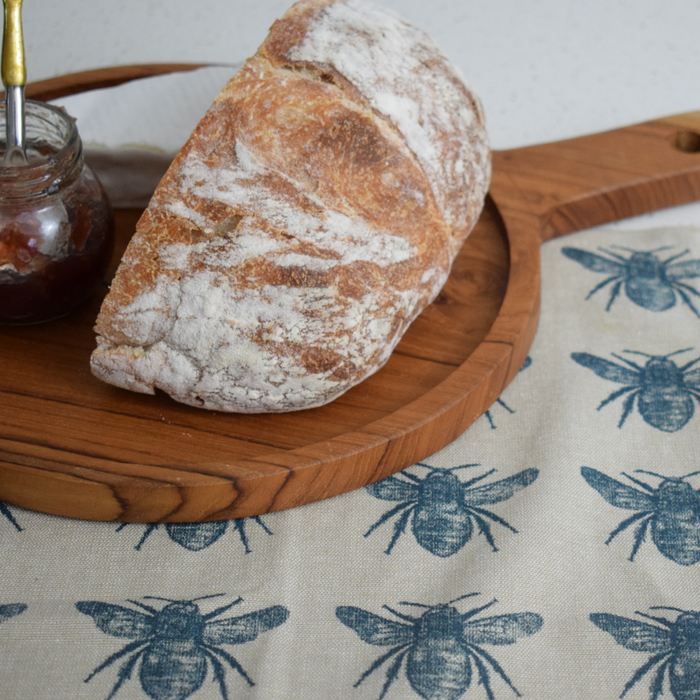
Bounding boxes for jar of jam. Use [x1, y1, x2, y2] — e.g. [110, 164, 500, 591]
[0, 100, 114, 324]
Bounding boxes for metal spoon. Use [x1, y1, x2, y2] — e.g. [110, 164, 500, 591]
[2, 0, 26, 166]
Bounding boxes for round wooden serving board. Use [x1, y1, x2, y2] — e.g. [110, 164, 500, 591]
[1, 66, 700, 523]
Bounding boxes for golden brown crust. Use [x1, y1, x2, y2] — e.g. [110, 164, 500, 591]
[91, 0, 490, 413]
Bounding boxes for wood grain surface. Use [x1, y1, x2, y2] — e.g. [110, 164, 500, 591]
[1, 66, 699, 522]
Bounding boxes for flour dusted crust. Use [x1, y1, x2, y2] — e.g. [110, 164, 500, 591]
[91, 0, 490, 412]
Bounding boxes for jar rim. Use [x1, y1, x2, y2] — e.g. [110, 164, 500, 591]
[0, 100, 81, 197]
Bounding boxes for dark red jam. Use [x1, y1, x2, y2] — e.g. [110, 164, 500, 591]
[0, 127, 115, 324]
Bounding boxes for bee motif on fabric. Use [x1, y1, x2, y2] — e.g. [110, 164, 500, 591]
[337, 593, 543, 700]
[364, 463, 538, 557]
[571, 349, 700, 432]
[562, 246, 700, 317]
[76, 594, 289, 700]
[590, 606, 700, 700]
[581, 467, 700, 565]
[117, 516, 272, 552]
[0, 502, 21, 532]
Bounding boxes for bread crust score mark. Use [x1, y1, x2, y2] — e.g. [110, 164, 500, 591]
[90, 0, 490, 413]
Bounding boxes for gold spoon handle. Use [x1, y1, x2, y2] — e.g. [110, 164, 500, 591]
[2, 0, 25, 88]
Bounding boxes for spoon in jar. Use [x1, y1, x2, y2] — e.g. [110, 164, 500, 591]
[2, 0, 27, 166]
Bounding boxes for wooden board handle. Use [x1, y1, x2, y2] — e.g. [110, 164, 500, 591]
[1, 65, 697, 524]
[1, 63, 205, 102]
[491, 111, 700, 243]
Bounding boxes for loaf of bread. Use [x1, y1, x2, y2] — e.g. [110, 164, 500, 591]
[90, 0, 490, 412]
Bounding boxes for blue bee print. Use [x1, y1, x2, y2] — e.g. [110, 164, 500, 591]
[562, 245, 700, 317]
[581, 467, 700, 565]
[0, 502, 21, 532]
[571, 349, 700, 432]
[76, 594, 289, 700]
[337, 592, 543, 700]
[483, 398, 515, 430]
[590, 606, 700, 700]
[364, 463, 538, 557]
[483, 357, 532, 429]
[117, 516, 272, 552]
[0, 603, 27, 625]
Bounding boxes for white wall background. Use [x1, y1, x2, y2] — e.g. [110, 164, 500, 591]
[22, 0, 700, 149]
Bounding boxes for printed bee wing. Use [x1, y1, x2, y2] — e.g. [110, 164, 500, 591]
[75, 601, 155, 639]
[571, 353, 641, 384]
[683, 367, 700, 389]
[580, 467, 656, 510]
[366, 476, 420, 502]
[0, 603, 26, 624]
[666, 259, 700, 279]
[589, 613, 672, 653]
[462, 613, 543, 645]
[462, 468, 538, 506]
[561, 248, 626, 274]
[203, 605, 289, 645]
[336, 606, 415, 646]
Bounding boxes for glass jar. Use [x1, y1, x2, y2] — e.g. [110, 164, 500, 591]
[0, 100, 114, 324]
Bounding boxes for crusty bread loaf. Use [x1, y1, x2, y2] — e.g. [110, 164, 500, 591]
[90, 0, 490, 412]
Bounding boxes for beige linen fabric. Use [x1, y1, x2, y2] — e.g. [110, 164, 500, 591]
[0, 205, 699, 699]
